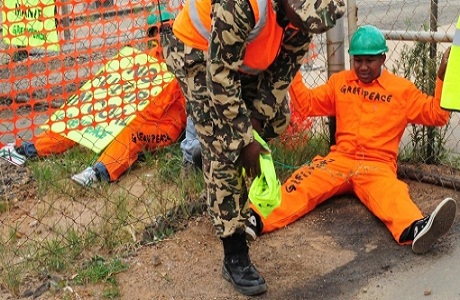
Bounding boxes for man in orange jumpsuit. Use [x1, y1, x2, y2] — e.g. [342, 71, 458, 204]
[247, 25, 457, 255]
[2, 74, 186, 187]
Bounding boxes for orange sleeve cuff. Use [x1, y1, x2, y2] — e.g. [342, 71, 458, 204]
[434, 78, 443, 99]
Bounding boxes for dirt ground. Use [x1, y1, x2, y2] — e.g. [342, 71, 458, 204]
[1, 158, 460, 300]
[114, 181, 460, 300]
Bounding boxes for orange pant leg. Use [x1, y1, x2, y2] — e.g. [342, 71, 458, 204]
[351, 161, 423, 244]
[96, 114, 184, 182]
[98, 78, 186, 182]
[253, 154, 353, 233]
[34, 131, 77, 156]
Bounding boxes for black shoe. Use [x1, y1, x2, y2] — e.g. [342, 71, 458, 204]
[412, 197, 457, 254]
[191, 146, 202, 171]
[15, 145, 26, 156]
[137, 152, 146, 162]
[222, 256, 267, 296]
[245, 209, 261, 242]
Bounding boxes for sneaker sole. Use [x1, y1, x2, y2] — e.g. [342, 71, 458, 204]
[0, 155, 24, 166]
[245, 226, 257, 242]
[0, 149, 26, 166]
[222, 265, 267, 296]
[71, 175, 92, 187]
[412, 198, 457, 254]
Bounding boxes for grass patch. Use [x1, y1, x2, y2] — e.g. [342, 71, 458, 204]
[2, 135, 328, 297]
[0, 200, 10, 214]
[74, 256, 128, 299]
[271, 134, 330, 181]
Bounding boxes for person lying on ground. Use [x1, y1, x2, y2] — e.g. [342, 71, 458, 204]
[0, 77, 194, 187]
[246, 25, 457, 255]
[1, 12, 204, 186]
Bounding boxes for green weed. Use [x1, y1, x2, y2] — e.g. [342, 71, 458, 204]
[0, 200, 10, 214]
[0, 263, 22, 296]
[39, 239, 69, 272]
[74, 256, 127, 299]
[271, 134, 330, 181]
[0, 238, 22, 296]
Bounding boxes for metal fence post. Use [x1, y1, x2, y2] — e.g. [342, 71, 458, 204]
[326, 17, 346, 146]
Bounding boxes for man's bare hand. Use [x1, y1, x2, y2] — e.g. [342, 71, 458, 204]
[240, 139, 270, 178]
[438, 46, 451, 81]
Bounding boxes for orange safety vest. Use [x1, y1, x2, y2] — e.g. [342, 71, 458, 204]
[173, 0, 284, 75]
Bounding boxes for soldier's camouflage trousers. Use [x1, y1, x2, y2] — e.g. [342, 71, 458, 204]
[162, 32, 290, 238]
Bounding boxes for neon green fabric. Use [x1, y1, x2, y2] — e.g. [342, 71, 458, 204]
[441, 15, 460, 111]
[348, 25, 388, 56]
[2, 0, 59, 50]
[248, 131, 281, 218]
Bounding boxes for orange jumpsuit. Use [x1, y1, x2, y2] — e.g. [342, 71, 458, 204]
[253, 70, 450, 244]
[33, 78, 186, 181]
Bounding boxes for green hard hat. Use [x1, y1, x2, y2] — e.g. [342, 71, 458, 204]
[147, 6, 174, 26]
[348, 25, 389, 56]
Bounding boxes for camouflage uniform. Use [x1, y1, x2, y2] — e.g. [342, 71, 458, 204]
[162, 0, 345, 238]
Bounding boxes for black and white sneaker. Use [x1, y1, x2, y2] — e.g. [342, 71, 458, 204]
[245, 210, 261, 242]
[412, 197, 457, 254]
[245, 215, 258, 242]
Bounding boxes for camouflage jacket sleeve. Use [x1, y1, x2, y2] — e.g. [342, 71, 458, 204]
[207, 0, 256, 162]
[250, 28, 312, 123]
[251, 0, 345, 122]
[295, 0, 346, 34]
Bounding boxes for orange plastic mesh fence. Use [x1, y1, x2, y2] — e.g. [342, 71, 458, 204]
[0, 0, 183, 150]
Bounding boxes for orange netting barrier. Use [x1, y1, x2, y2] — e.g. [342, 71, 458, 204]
[0, 1, 317, 152]
[0, 0, 184, 152]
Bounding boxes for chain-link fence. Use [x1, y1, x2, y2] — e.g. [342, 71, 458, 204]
[1, 0, 460, 297]
[300, 0, 460, 187]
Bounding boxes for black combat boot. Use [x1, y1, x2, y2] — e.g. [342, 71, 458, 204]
[221, 232, 267, 296]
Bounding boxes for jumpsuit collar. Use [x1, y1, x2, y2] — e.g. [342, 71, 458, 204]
[348, 68, 390, 90]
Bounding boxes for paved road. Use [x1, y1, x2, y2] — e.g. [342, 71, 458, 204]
[356, 233, 460, 300]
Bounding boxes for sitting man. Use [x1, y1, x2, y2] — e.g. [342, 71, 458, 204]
[246, 25, 457, 255]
